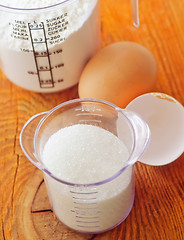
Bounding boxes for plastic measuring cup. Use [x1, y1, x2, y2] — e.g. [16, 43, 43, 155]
[20, 98, 150, 233]
[0, 0, 139, 92]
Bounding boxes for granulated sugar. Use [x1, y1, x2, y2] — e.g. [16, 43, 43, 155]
[42, 124, 129, 184]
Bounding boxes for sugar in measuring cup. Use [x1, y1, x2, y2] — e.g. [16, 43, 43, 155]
[20, 98, 150, 233]
[0, 0, 139, 92]
[20, 94, 184, 233]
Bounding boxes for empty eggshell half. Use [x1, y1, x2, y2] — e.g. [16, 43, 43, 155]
[78, 42, 157, 108]
[126, 92, 184, 166]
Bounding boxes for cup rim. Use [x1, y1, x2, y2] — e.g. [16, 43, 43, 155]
[34, 98, 138, 187]
[0, 0, 76, 14]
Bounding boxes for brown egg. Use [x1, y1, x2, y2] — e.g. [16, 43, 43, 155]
[78, 42, 157, 108]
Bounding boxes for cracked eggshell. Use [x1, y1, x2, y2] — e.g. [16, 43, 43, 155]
[126, 93, 184, 166]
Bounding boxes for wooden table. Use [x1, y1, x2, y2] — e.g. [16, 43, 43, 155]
[0, 0, 184, 239]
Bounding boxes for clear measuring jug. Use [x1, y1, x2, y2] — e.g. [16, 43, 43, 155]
[20, 98, 150, 233]
[0, 0, 139, 92]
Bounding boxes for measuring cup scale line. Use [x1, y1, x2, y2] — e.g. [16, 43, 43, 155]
[69, 185, 133, 231]
[76, 112, 103, 124]
[75, 106, 103, 112]
[43, 169, 135, 233]
[28, 22, 54, 88]
[75, 113, 103, 117]
[75, 107, 104, 125]
[70, 189, 101, 229]
[67, 177, 135, 232]
[28, 21, 66, 88]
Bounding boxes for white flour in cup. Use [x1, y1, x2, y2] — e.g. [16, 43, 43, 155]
[0, 0, 100, 92]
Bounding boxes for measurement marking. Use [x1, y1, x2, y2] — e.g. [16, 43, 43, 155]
[77, 225, 100, 228]
[70, 191, 98, 194]
[74, 207, 98, 210]
[76, 113, 103, 117]
[35, 54, 51, 57]
[76, 220, 99, 224]
[72, 197, 97, 200]
[76, 216, 99, 219]
[78, 120, 102, 123]
[37, 69, 54, 71]
[70, 207, 101, 213]
[72, 210, 101, 215]
[75, 108, 102, 112]
[28, 22, 54, 88]
[32, 41, 46, 44]
[74, 202, 97, 205]
[29, 27, 44, 30]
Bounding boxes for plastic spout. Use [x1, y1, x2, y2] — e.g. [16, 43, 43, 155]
[130, 0, 140, 27]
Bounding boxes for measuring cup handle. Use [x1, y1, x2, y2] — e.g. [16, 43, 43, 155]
[20, 112, 48, 169]
[123, 109, 150, 164]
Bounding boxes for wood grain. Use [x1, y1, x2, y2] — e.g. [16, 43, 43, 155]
[0, 0, 184, 239]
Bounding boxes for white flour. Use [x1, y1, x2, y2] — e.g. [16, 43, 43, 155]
[0, 0, 100, 92]
[42, 124, 134, 232]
